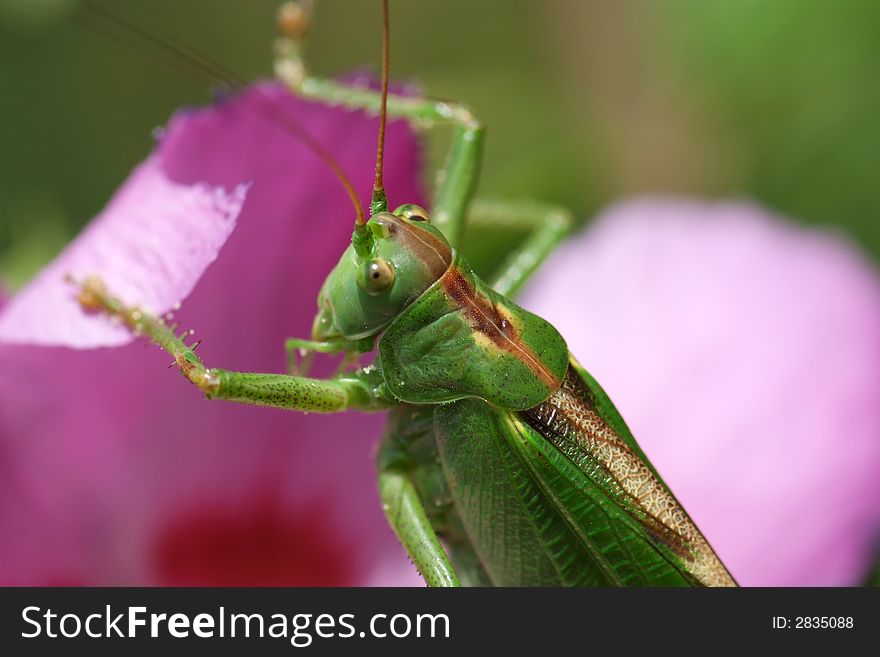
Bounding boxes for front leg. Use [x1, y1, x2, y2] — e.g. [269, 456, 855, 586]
[73, 276, 392, 413]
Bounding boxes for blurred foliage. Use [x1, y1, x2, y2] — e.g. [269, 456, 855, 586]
[1, 0, 879, 289]
[866, 559, 880, 587]
[660, 0, 880, 259]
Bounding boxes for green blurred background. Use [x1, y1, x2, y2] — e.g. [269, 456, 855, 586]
[1, 0, 879, 289]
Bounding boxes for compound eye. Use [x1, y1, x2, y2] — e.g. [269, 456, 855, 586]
[358, 258, 395, 296]
[394, 203, 430, 223]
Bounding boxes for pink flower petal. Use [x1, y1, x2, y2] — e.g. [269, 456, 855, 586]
[520, 198, 880, 586]
[0, 157, 246, 347]
[0, 81, 425, 586]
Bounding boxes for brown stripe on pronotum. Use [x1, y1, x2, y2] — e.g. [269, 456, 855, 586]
[374, 214, 452, 279]
[440, 268, 560, 389]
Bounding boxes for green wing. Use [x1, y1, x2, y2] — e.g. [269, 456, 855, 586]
[433, 399, 701, 586]
[563, 360, 735, 582]
[433, 359, 736, 586]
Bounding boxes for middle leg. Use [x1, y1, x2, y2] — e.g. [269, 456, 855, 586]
[466, 199, 574, 298]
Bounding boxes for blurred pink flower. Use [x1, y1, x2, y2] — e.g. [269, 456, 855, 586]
[0, 81, 424, 586]
[520, 199, 880, 586]
[3, 81, 879, 588]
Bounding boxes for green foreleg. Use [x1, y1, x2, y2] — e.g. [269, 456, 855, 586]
[73, 277, 392, 413]
[204, 368, 386, 412]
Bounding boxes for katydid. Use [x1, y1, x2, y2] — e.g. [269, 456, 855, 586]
[73, 0, 736, 587]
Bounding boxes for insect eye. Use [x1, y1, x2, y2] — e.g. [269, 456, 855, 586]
[358, 258, 396, 296]
[394, 204, 430, 223]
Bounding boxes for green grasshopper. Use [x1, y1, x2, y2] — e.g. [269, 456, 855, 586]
[75, 0, 736, 587]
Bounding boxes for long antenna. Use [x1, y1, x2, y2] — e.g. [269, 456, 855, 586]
[370, 0, 390, 217]
[351, 0, 390, 259]
[79, 0, 365, 226]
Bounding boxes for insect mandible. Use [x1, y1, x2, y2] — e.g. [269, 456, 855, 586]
[71, 0, 736, 587]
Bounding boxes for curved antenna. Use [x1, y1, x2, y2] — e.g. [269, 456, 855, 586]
[371, 0, 391, 218]
[79, 0, 365, 226]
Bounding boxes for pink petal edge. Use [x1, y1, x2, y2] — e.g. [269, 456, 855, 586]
[0, 155, 247, 348]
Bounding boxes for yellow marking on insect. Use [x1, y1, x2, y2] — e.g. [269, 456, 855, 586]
[441, 268, 560, 390]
